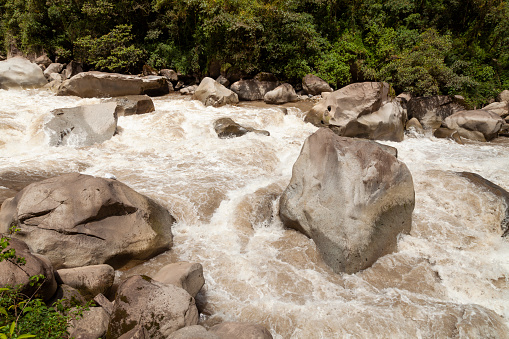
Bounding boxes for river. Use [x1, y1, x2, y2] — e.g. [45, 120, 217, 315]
[1, 89, 508, 338]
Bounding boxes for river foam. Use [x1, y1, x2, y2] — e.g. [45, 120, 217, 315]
[1, 89, 508, 338]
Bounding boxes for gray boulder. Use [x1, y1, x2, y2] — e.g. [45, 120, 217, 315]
[302, 74, 332, 96]
[433, 127, 463, 144]
[216, 75, 230, 87]
[263, 83, 298, 104]
[214, 118, 269, 138]
[160, 69, 179, 82]
[0, 57, 48, 90]
[0, 238, 57, 301]
[43, 102, 118, 147]
[406, 117, 424, 134]
[209, 322, 273, 339]
[193, 77, 239, 107]
[68, 307, 109, 339]
[0, 173, 174, 269]
[230, 79, 278, 101]
[64, 60, 83, 79]
[105, 95, 155, 116]
[107, 275, 198, 339]
[306, 82, 406, 141]
[57, 71, 170, 98]
[407, 95, 465, 129]
[279, 128, 415, 274]
[498, 90, 509, 102]
[43, 63, 64, 78]
[153, 262, 204, 297]
[55, 264, 115, 300]
[34, 55, 52, 68]
[444, 110, 504, 141]
[483, 101, 509, 118]
[169, 325, 220, 339]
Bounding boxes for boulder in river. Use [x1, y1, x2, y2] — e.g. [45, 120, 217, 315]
[192, 77, 239, 107]
[44, 102, 118, 147]
[279, 128, 415, 274]
[105, 95, 155, 116]
[482, 101, 509, 118]
[406, 95, 465, 129]
[107, 275, 198, 339]
[57, 71, 170, 98]
[263, 83, 298, 104]
[153, 262, 204, 298]
[209, 322, 273, 339]
[213, 118, 270, 138]
[0, 56, 48, 90]
[230, 79, 278, 101]
[306, 82, 406, 142]
[302, 74, 332, 96]
[444, 109, 504, 141]
[0, 173, 175, 269]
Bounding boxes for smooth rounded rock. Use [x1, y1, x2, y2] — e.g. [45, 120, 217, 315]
[153, 262, 204, 297]
[209, 322, 273, 339]
[0, 57, 48, 90]
[55, 264, 115, 300]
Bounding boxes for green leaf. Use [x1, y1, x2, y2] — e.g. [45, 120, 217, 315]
[9, 322, 15, 336]
[22, 307, 32, 314]
[0, 333, 7, 339]
[17, 334, 37, 339]
[0, 306, 7, 317]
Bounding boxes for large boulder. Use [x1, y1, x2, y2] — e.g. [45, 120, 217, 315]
[63, 60, 83, 79]
[230, 79, 278, 101]
[482, 101, 509, 118]
[105, 95, 155, 116]
[279, 128, 415, 274]
[0, 238, 57, 301]
[192, 77, 239, 107]
[0, 57, 48, 90]
[43, 102, 118, 147]
[43, 63, 64, 78]
[305, 82, 406, 141]
[55, 264, 115, 300]
[444, 110, 504, 141]
[263, 83, 298, 104]
[68, 307, 110, 339]
[0, 173, 175, 269]
[57, 71, 170, 98]
[302, 74, 332, 96]
[209, 322, 273, 339]
[498, 90, 509, 102]
[407, 95, 465, 129]
[107, 275, 198, 339]
[152, 262, 204, 297]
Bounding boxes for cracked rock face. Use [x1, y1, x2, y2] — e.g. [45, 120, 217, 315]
[0, 173, 174, 269]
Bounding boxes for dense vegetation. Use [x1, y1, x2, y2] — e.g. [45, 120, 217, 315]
[0, 0, 507, 106]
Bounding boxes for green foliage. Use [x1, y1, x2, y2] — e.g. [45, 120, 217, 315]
[75, 24, 144, 73]
[0, 233, 89, 339]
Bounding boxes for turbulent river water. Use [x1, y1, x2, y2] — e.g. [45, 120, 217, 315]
[1, 89, 509, 338]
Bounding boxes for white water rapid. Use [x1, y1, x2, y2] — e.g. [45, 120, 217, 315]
[1, 89, 508, 338]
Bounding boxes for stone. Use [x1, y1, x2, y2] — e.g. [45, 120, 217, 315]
[0, 238, 57, 301]
[0, 57, 48, 90]
[169, 325, 220, 339]
[57, 71, 170, 98]
[94, 293, 114, 315]
[279, 128, 415, 274]
[0, 173, 175, 269]
[209, 322, 273, 339]
[153, 262, 204, 297]
[406, 117, 424, 134]
[192, 77, 239, 107]
[34, 55, 52, 67]
[230, 79, 278, 101]
[68, 307, 109, 339]
[105, 95, 155, 116]
[64, 60, 83, 79]
[43, 63, 64, 78]
[43, 102, 118, 147]
[118, 326, 150, 339]
[433, 127, 463, 144]
[216, 75, 230, 88]
[55, 264, 115, 300]
[482, 101, 509, 118]
[213, 118, 269, 138]
[143, 64, 158, 76]
[263, 83, 298, 104]
[180, 85, 198, 95]
[302, 74, 332, 96]
[48, 284, 87, 308]
[444, 110, 504, 141]
[498, 90, 509, 102]
[106, 275, 198, 339]
[457, 172, 509, 236]
[254, 72, 278, 82]
[306, 82, 406, 141]
[406, 95, 465, 129]
[160, 69, 179, 82]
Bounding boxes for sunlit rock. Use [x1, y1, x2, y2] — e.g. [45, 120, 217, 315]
[55, 264, 115, 300]
[0, 57, 48, 90]
[302, 74, 332, 96]
[107, 275, 198, 339]
[279, 128, 415, 274]
[153, 262, 204, 298]
[209, 322, 273, 339]
[105, 95, 155, 116]
[193, 77, 238, 107]
[263, 83, 298, 104]
[444, 109, 504, 141]
[406, 95, 465, 129]
[230, 79, 278, 101]
[0, 173, 175, 269]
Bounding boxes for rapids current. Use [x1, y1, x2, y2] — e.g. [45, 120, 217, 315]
[1, 89, 508, 338]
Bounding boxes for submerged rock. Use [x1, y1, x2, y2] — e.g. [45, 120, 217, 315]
[213, 118, 269, 138]
[279, 128, 415, 274]
[0, 173, 175, 269]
